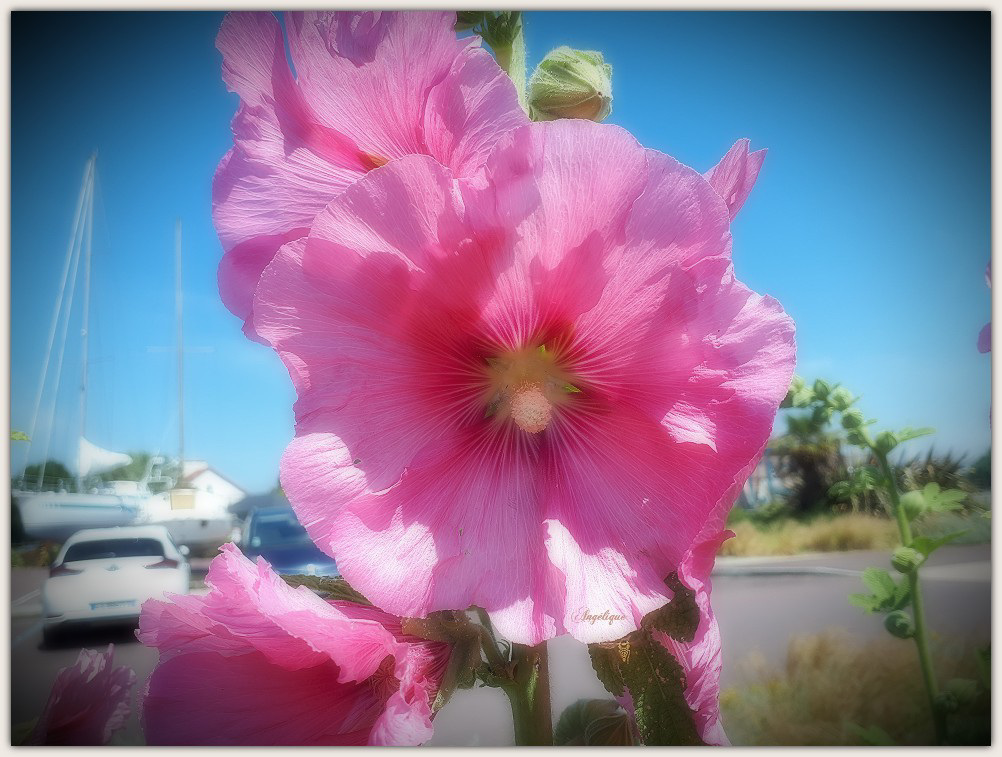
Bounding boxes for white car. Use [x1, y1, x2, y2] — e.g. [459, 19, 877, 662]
[41, 525, 190, 644]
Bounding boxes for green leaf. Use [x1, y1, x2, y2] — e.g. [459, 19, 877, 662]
[281, 574, 371, 606]
[861, 567, 896, 601]
[848, 593, 883, 613]
[554, 698, 636, 746]
[432, 633, 484, 713]
[911, 530, 967, 558]
[896, 426, 935, 444]
[641, 572, 699, 643]
[9, 430, 29, 441]
[847, 722, 897, 745]
[589, 631, 705, 745]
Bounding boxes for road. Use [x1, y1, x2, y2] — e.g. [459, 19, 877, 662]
[10, 544, 990, 746]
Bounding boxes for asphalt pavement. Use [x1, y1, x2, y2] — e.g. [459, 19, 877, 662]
[9, 544, 990, 746]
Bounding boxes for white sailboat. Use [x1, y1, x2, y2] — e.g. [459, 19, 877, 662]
[14, 158, 234, 547]
[14, 155, 158, 541]
[132, 220, 235, 548]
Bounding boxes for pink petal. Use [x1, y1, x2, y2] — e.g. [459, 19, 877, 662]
[28, 645, 135, 746]
[979, 321, 991, 353]
[703, 138, 767, 220]
[139, 544, 448, 745]
[215, 11, 527, 336]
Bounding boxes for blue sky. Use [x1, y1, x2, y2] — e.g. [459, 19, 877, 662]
[11, 11, 990, 494]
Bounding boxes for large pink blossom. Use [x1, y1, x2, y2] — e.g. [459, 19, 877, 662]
[137, 543, 450, 745]
[27, 645, 135, 745]
[214, 11, 528, 337]
[254, 119, 796, 645]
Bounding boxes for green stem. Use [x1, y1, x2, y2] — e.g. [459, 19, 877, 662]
[875, 450, 946, 744]
[504, 642, 552, 746]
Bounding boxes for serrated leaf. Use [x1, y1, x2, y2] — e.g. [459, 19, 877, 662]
[861, 567, 896, 601]
[589, 631, 705, 745]
[641, 572, 699, 643]
[890, 579, 912, 611]
[847, 722, 897, 745]
[911, 530, 967, 558]
[281, 574, 371, 605]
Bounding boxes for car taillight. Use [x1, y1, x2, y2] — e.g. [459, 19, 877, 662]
[145, 558, 179, 569]
[49, 564, 82, 577]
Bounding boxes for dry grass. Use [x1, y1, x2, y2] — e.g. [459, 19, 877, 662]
[720, 513, 899, 557]
[720, 631, 990, 746]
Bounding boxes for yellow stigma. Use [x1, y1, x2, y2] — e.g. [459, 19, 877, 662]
[483, 343, 579, 433]
[510, 384, 552, 433]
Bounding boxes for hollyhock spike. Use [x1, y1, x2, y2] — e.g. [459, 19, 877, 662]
[213, 11, 528, 337]
[255, 119, 795, 646]
[138, 544, 450, 746]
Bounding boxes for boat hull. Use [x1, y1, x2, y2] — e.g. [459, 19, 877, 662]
[14, 491, 142, 543]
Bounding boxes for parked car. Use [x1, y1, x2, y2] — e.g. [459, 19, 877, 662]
[41, 525, 190, 644]
[240, 505, 338, 577]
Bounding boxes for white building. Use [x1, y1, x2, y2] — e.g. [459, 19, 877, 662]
[180, 461, 246, 509]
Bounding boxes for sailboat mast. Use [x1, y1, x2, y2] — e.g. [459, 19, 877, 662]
[175, 219, 184, 483]
[76, 153, 96, 491]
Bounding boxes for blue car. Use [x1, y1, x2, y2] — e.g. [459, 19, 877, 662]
[240, 505, 338, 577]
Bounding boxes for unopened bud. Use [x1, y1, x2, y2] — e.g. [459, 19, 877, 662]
[891, 546, 924, 574]
[884, 610, 915, 639]
[529, 47, 612, 122]
[829, 387, 854, 412]
[812, 404, 833, 426]
[842, 409, 865, 430]
[874, 430, 898, 455]
[812, 379, 831, 401]
[900, 490, 926, 521]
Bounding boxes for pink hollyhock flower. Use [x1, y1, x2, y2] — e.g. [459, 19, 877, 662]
[978, 261, 991, 353]
[27, 645, 135, 745]
[254, 119, 796, 645]
[214, 11, 528, 337]
[137, 543, 450, 745]
[704, 138, 767, 220]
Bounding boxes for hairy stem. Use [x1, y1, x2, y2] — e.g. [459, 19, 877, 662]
[504, 642, 552, 746]
[876, 451, 946, 744]
[491, 19, 527, 111]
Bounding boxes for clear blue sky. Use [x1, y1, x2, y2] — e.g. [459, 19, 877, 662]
[11, 11, 990, 495]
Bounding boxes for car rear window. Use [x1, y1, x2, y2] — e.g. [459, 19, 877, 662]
[63, 537, 166, 562]
[250, 511, 312, 547]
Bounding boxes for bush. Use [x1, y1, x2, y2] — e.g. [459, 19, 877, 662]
[720, 513, 899, 557]
[721, 631, 990, 745]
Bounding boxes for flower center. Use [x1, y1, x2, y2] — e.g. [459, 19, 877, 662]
[483, 344, 579, 433]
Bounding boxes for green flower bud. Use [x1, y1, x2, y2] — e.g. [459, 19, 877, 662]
[845, 429, 869, 447]
[874, 430, 898, 456]
[900, 490, 926, 521]
[528, 47, 612, 122]
[841, 409, 865, 430]
[891, 546, 924, 574]
[812, 379, 831, 401]
[884, 610, 915, 639]
[829, 387, 854, 412]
